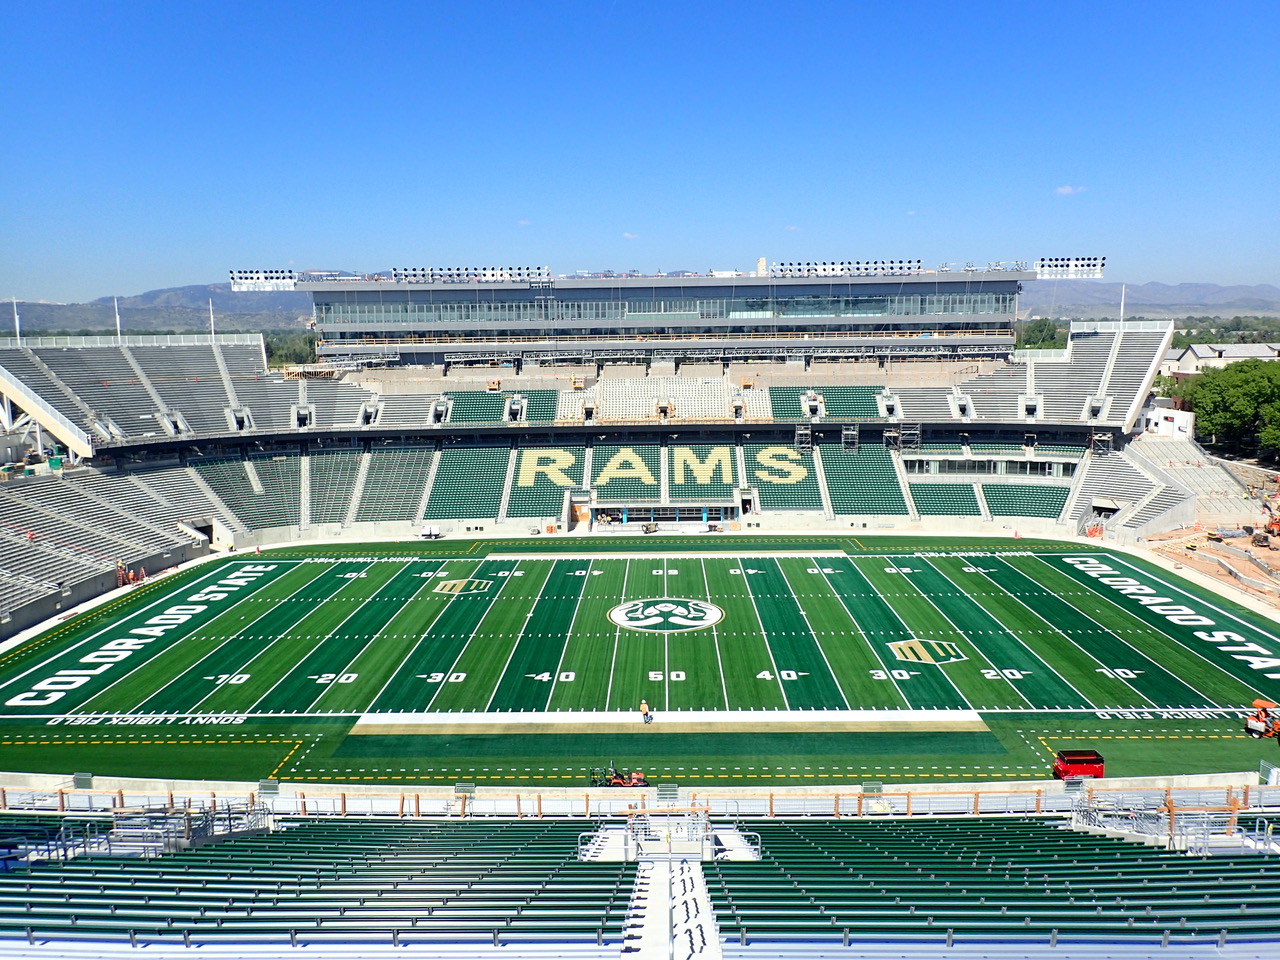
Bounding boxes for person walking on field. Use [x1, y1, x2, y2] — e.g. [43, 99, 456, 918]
[640, 699, 653, 724]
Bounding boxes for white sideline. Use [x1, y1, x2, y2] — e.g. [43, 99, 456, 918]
[352, 708, 985, 728]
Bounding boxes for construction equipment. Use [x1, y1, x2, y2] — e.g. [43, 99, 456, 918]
[589, 763, 650, 788]
[1249, 506, 1280, 548]
[1260, 502, 1280, 534]
[1245, 699, 1280, 741]
[1263, 512, 1280, 539]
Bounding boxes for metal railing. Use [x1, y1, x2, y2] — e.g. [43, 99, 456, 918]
[319, 328, 1011, 349]
[5, 781, 1277, 822]
[0, 333, 262, 349]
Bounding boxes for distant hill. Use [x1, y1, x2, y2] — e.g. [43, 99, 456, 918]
[7, 278, 1280, 334]
[10, 284, 311, 334]
[1018, 281, 1280, 319]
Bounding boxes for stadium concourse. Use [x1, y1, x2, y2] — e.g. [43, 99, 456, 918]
[2, 315, 1280, 959]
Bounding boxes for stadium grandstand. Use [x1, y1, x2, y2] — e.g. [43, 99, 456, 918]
[0, 255, 1277, 959]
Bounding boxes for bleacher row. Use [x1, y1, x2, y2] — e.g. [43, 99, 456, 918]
[2, 814, 1277, 951]
[0, 816, 635, 947]
[0, 325, 1169, 443]
[112, 443, 1081, 529]
[0, 474, 204, 616]
[711, 817, 1280, 944]
[3, 439, 1193, 624]
[0, 439, 1074, 621]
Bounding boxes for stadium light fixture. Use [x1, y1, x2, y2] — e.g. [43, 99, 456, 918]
[769, 260, 924, 279]
[1035, 257, 1106, 279]
[230, 269, 297, 292]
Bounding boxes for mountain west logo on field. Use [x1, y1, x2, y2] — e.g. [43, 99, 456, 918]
[887, 638, 967, 665]
[434, 578, 493, 595]
[609, 598, 724, 633]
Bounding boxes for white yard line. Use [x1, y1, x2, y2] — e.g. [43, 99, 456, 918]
[844, 556, 977, 710]
[362, 559, 486, 712]
[662, 559, 670, 706]
[1025, 554, 1221, 707]
[88, 563, 337, 714]
[976, 555, 1151, 707]
[228, 561, 410, 715]
[299, 562, 446, 713]
[921, 555, 1092, 709]
[483, 560, 571, 712]
[772, 559, 850, 708]
[812, 561, 910, 707]
[546, 560, 592, 708]
[897, 555, 1031, 708]
[604, 560, 637, 711]
[739, 557, 791, 709]
[0, 560, 293, 697]
[698, 560, 732, 710]
[431, 560, 541, 712]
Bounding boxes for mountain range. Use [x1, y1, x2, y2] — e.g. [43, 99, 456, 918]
[1016, 281, 1280, 318]
[9, 285, 312, 334]
[5, 279, 1280, 334]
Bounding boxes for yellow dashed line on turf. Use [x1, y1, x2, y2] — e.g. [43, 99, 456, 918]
[1036, 733, 1246, 756]
[0, 583, 165, 666]
[0, 737, 301, 747]
[268, 739, 309, 779]
[277, 771, 1029, 783]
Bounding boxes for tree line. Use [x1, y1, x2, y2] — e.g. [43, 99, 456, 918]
[1171, 359, 1280, 460]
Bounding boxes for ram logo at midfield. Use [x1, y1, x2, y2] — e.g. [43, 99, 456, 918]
[608, 598, 724, 633]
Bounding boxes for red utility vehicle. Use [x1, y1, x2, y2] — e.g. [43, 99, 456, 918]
[1245, 699, 1280, 741]
[1051, 749, 1105, 780]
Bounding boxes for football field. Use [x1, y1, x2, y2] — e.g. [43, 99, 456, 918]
[5, 547, 1280, 721]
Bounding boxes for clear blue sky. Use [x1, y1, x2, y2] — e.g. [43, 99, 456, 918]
[2, 0, 1276, 302]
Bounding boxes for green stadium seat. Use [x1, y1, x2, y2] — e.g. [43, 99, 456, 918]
[354, 447, 433, 522]
[970, 443, 1026, 455]
[1034, 444, 1086, 458]
[910, 483, 982, 516]
[820, 444, 909, 515]
[506, 445, 584, 519]
[0, 818, 634, 947]
[591, 444, 662, 501]
[423, 446, 509, 520]
[744, 444, 824, 510]
[768, 386, 882, 420]
[982, 483, 1070, 518]
[444, 390, 559, 424]
[308, 449, 361, 523]
[669, 443, 737, 500]
[194, 457, 300, 529]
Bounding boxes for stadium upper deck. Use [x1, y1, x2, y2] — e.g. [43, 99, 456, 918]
[232, 259, 1104, 366]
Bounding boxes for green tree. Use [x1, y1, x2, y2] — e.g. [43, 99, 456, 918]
[1178, 359, 1280, 454]
[261, 331, 317, 366]
[1016, 319, 1065, 349]
[1151, 373, 1178, 398]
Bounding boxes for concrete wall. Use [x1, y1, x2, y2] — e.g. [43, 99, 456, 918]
[0, 540, 210, 643]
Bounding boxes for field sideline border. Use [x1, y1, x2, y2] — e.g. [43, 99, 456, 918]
[479, 550, 850, 560]
[0, 550, 235, 661]
[350, 708, 988, 735]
